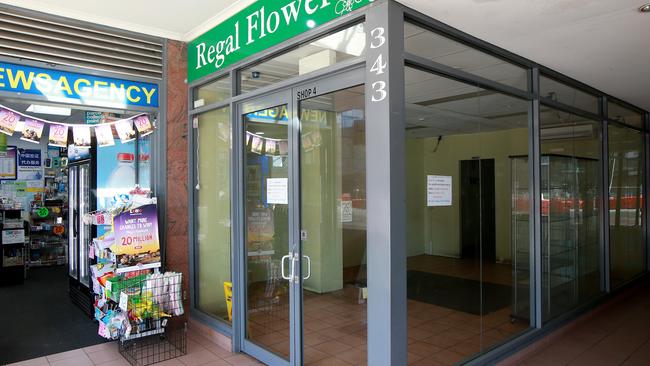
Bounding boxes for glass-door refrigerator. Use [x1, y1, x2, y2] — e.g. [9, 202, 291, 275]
[68, 145, 96, 316]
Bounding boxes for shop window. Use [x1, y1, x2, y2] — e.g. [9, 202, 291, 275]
[540, 76, 599, 114]
[404, 22, 529, 91]
[194, 106, 232, 323]
[608, 101, 644, 129]
[240, 23, 366, 93]
[194, 76, 231, 109]
[608, 124, 645, 286]
[404, 66, 531, 362]
[539, 106, 603, 322]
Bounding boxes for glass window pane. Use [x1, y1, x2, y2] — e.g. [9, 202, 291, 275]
[300, 86, 367, 365]
[240, 23, 366, 93]
[608, 124, 645, 286]
[195, 106, 232, 323]
[194, 76, 231, 108]
[540, 107, 602, 322]
[405, 22, 528, 90]
[405, 66, 531, 363]
[540, 76, 599, 114]
[608, 101, 644, 129]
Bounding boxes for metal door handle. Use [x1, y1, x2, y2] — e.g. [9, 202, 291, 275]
[303, 255, 311, 280]
[281, 254, 291, 280]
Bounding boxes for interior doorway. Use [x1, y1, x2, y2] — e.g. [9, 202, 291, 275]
[460, 158, 496, 262]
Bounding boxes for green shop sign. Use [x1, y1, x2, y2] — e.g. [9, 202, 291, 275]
[188, 0, 374, 83]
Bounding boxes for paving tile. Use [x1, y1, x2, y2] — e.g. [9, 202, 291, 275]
[222, 354, 261, 366]
[84, 342, 118, 354]
[178, 349, 222, 366]
[313, 340, 353, 355]
[5, 357, 49, 366]
[86, 349, 123, 364]
[46, 349, 87, 362]
[49, 354, 94, 366]
[95, 359, 132, 366]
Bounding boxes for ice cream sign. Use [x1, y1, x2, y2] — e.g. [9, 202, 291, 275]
[188, 0, 374, 82]
[0, 62, 159, 108]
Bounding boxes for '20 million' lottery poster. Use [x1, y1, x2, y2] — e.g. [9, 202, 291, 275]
[111, 203, 161, 271]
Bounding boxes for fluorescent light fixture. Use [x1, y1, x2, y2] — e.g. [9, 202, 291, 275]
[26, 104, 71, 116]
[255, 132, 265, 135]
[15, 121, 25, 132]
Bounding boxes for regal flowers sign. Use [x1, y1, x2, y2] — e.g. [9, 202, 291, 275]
[188, 0, 374, 82]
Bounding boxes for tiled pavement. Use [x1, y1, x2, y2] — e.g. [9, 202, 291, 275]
[502, 277, 650, 366]
[5, 330, 263, 366]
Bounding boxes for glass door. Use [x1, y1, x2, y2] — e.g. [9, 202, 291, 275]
[240, 90, 295, 366]
[297, 83, 367, 366]
[237, 70, 365, 366]
[68, 165, 78, 280]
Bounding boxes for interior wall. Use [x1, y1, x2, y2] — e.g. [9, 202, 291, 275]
[407, 127, 528, 261]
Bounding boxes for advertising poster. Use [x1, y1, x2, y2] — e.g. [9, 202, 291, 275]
[0, 108, 19, 136]
[115, 119, 136, 143]
[21, 118, 45, 144]
[111, 204, 161, 271]
[133, 115, 154, 136]
[48, 124, 68, 147]
[17, 149, 43, 181]
[95, 124, 115, 147]
[246, 206, 274, 243]
[73, 125, 92, 148]
[0, 147, 17, 180]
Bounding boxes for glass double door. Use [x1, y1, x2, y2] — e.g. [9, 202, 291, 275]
[238, 71, 367, 366]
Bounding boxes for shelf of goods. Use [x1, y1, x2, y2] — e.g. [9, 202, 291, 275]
[0, 209, 27, 286]
[28, 204, 68, 268]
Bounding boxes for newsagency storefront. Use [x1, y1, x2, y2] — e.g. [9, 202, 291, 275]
[186, 0, 649, 365]
[0, 6, 170, 364]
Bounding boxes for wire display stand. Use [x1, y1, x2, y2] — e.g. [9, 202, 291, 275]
[119, 320, 187, 366]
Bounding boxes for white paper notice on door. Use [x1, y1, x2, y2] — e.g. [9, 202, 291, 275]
[267, 178, 288, 204]
[427, 175, 452, 207]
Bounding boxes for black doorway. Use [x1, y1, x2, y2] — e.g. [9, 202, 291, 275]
[460, 159, 496, 261]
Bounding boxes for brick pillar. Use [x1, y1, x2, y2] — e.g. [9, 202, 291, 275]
[164, 39, 190, 319]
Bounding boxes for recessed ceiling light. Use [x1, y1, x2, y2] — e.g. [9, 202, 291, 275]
[640, 3, 650, 12]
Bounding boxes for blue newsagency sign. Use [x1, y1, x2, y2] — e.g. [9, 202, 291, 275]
[0, 62, 159, 108]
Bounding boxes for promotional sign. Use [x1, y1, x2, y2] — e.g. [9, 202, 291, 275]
[266, 178, 288, 204]
[111, 204, 161, 270]
[187, 0, 374, 82]
[85, 111, 105, 125]
[0, 108, 19, 136]
[0, 62, 159, 108]
[73, 125, 92, 148]
[132, 115, 154, 136]
[427, 175, 452, 207]
[95, 124, 115, 147]
[18, 149, 43, 181]
[20, 118, 45, 144]
[48, 124, 68, 147]
[115, 119, 136, 143]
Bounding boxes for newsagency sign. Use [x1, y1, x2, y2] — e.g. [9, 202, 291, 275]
[0, 62, 159, 108]
[188, 0, 374, 83]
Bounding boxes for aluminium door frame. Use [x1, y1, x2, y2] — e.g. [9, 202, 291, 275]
[232, 67, 365, 366]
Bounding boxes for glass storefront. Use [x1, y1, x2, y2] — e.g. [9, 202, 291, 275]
[187, 3, 648, 365]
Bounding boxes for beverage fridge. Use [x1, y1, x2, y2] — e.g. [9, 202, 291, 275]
[67, 145, 96, 316]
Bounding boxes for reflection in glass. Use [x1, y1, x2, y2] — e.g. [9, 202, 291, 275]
[608, 102, 644, 129]
[194, 76, 231, 107]
[244, 105, 291, 360]
[404, 22, 528, 90]
[608, 124, 645, 286]
[300, 86, 367, 365]
[540, 107, 602, 322]
[240, 24, 366, 93]
[540, 76, 598, 114]
[404, 66, 531, 364]
[195, 107, 232, 323]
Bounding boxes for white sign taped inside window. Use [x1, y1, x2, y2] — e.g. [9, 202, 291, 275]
[267, 178, 288, 205]
[427, 175, 452, 206]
